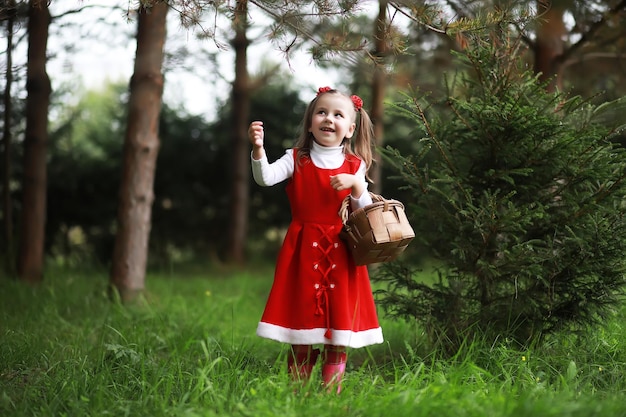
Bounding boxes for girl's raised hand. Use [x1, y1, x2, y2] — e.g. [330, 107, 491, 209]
[249, 121, 264, 148]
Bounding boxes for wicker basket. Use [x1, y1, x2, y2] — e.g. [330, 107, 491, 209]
[338, 193, 415, 265]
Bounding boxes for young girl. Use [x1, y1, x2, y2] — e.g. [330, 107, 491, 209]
[248, 87, 383, 393]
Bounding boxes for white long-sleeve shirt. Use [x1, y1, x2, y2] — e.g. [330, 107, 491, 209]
[251, 141, 373, 210]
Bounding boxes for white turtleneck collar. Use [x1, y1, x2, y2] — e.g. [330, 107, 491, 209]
[310, 140, 345, 169]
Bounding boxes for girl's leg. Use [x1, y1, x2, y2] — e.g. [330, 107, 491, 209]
[322, 345, 347, 394]
[288, 344, 320, 382]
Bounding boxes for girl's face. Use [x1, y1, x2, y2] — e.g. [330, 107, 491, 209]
[308, 94, 356, 147]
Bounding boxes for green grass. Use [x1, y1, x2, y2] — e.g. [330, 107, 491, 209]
[1, 265, 626, 416]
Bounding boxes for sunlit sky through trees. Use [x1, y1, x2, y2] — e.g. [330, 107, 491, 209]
[44, 1, 365, 121]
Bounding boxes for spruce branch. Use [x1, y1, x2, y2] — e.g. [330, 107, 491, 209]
[410, 95, 456, 176]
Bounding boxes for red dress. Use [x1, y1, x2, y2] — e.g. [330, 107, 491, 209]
[256, 151, 383, 348]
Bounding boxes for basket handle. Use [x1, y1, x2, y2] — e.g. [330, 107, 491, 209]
[338, 192, 385, 224]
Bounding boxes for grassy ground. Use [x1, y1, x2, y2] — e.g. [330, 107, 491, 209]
[1, 265, 626, 416]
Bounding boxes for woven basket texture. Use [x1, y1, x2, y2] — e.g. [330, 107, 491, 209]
[339, 193, 414, 265]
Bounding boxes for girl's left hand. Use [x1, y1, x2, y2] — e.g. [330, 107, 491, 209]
[330, 174, 356, 191]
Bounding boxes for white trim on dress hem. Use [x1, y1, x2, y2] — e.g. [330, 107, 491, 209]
[256, 322, 384, 348]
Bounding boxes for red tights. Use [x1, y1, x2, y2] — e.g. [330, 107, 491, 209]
[288, 344, 347, 393]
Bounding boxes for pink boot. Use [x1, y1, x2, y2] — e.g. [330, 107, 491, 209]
[288, 345, 320, 382]
[322, 346, 347, 394]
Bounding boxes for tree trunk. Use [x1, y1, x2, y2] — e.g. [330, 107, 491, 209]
[534, 0, 567, 92]
[369, 0, 389, 194]
[226, 0, 250, 264]
[110, 1, 168, 303]
[2, 0, 16, 277]
[18, 0, 51, 284]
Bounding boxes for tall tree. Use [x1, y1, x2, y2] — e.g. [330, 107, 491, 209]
[369, 0, 391, 193]
[18, 0, 51, 284]
[226, 0, 250, 264]
[533, 0, 567, 91]
[2, 0, 17, 277]
[110, 1, 168, 303]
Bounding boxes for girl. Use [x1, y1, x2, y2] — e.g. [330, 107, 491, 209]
[249, 87, 383, 393]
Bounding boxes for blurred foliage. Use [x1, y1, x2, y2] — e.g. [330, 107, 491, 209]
[46, 83, 128, 267]
[42, 81, 306, 268]
[152, 82, 306, 265]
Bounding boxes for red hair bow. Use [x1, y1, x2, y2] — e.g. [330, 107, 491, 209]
[351, 95, 363, 111]
[317, 86, 332, 96]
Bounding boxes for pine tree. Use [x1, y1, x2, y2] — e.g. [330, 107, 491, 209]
[377, 33, 626, 351]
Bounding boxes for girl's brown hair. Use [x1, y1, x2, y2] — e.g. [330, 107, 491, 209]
[293, 89, 374, 178]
